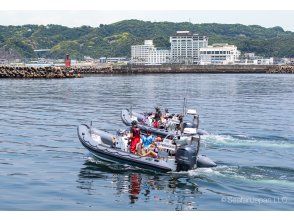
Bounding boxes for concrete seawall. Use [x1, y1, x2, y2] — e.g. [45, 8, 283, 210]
[118, 65, 271, 74]
[71, 64, 294, 74]
[0, 65, 293, 78]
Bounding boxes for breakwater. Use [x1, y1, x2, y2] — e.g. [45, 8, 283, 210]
[71, 64, 294, 74]
[0, 66, 77, 78]
[119, 64, 269, 74]
[267, 65, 294, 74]
[1, 65, 293, 78]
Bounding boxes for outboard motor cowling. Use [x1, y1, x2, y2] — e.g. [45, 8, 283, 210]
[175, 145, 197, 171]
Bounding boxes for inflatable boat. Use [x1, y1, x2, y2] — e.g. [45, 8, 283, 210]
[121, 109, 208, 139]
[77, 124, 216, 173]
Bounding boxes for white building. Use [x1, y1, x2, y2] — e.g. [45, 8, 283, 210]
[243, 52, 256, 59]
[99, 57, 129, 63]
[252, 57, 274, 65]
[131, 40, 170, 65]
[235, 57, 274, 65]
[170, 31, 208, 64]
[199, 44, 241, 65]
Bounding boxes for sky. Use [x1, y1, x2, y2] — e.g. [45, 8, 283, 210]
[0, 10, 293, 31]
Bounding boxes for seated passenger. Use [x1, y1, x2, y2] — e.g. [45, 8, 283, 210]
[163, 108, 170, 118]
[137, 144, 158, 158]
[153, 119, 159, 128]
[136, 131, 158, 158]
[142, 131, 154, 147]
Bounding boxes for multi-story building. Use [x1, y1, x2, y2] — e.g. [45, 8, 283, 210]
[170, 31, 208, 64]
[199, 44, 240, 65]
[131, 40, 170, 65]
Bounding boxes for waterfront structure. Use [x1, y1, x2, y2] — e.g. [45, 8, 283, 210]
[235, 57, 274, 65]
[0, 59, 8, 65]
[100, 57, 129, 64]
[199, 44, 241, 65]
[243, 52, 256, 59]
[131, 40, 170, 65]
[244, 57, 274, 65]
[170, 31, 208, 64]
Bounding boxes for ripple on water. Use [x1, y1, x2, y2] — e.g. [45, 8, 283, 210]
[0, 74, 294, 210]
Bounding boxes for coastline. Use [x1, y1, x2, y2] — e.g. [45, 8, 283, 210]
[0, 64, 293, 79]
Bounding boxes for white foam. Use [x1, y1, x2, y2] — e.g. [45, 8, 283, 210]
[202, 134, 294, 149]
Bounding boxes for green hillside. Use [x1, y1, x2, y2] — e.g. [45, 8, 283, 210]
[0, 20, 293, 59]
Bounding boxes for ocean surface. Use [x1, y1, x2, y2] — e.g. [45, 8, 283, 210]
[0, 73, 293, 210]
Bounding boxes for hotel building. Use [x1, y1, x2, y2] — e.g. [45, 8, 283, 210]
[131, 40, 170, 65]
[199, 44, 240, 65]
[170, 31, 208, 64]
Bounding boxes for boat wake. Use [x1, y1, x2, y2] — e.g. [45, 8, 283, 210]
[84, 154, 294, 190]
[186, 165, 294, 188]
[201, 134, 294, 149]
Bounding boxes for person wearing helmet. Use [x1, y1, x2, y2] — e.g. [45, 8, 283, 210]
[129, 120, 141, 154]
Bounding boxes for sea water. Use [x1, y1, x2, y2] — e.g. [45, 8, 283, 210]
[0, 73, 293, 210]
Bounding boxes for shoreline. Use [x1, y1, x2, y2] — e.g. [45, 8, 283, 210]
[0, 64, 293, 78]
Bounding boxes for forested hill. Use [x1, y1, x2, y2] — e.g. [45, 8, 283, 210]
[0, 19, 293, 59]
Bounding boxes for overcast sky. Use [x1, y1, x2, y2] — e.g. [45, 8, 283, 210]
[0, 10, 293, 31]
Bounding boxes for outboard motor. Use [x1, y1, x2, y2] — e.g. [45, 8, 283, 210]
[175, 144, 197, 172]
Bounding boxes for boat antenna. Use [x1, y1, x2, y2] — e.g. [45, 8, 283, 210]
[182, 97, 187, 115]
[195, 135, 201, 168]
[90, 120, 93, 134]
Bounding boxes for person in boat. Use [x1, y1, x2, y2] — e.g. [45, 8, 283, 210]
[175, 114, 184, 132]
[129, 120, 141, 154]
[141, 130, 155, 149]
[136, 131, 160, 158]
[152, 118, 159, 128]
[137, 143, 158, 158]
[163, 108, 170, 118]
[154, 106, 162, 121]
[159, 108, 170, 129]
[151, 107, 161, 128]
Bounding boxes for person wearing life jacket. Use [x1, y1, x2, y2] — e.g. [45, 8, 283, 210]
[137, 130, 159, 158]
[141, 130, 155, 149]
[129, 120, 141, 154]
[153, 119, 159, 128]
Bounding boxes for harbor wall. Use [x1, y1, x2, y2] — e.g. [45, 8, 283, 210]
[70, 64, 294, 74]
[117, 64, 271, 74]
[0, 65, 293, 78]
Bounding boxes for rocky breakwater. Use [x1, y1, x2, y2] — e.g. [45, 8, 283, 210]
[267, 65, 294, 74]
[0, 66, 76, 78]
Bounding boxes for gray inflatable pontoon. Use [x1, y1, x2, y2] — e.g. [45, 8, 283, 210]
[121, 109, 208, 139]
[77, 124, 216, 173]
